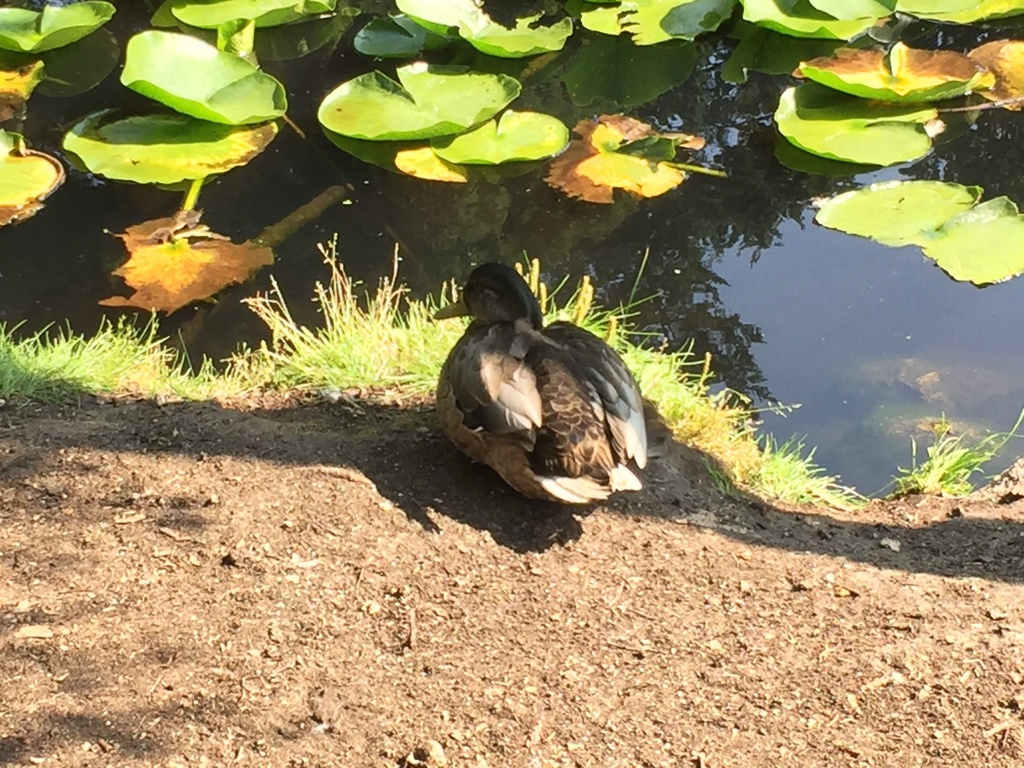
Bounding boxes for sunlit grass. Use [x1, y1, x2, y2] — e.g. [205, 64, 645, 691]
[889, 413, 1024, 497]
[756, 436, 865, 511]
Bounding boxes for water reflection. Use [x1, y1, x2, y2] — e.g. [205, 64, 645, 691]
[1, 6, 1023, 492]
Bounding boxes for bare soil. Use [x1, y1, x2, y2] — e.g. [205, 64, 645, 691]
[1, 395, 1023, 768]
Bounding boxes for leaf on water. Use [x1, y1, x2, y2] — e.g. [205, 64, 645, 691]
[896, 0, 1024, 24]
[814, 180, 1024, 285]
[0, 129, 65, 227]
[798, 42, 995, 102]
[0, 2, 115, 54]
[121, 31, 287, 125]
[318, 63, 521, 141]
[353, 14, 451, 59]
[569, 0, 735, 45]
[722, 22, 842, 84]
[807, 0, 896, 19]
[742, 0, 887, 40]
[430, 111, 569, 165]
[545, 115, 702, 204]
[167, 0, 338, 29]
[969, 39, 1024, 111]
[100, 214, 274, 313]
[0, 59, 44, 121]
[774, 83, 937, 166]
[394, 146, 470, 182]
[63, 110, 278, 185]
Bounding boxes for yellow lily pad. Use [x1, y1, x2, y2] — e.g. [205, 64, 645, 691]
[0, 129, 64, 227]
[0, 59, 43, 121]
[100, 214, 274, 313]
[545, 115, 699, 204]
[798, 42, 995, 102]
[394, 146, 470, 182]
[969, 39, 1024, 111]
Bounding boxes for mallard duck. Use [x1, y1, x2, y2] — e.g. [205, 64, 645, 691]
[434, 263, 649, 504]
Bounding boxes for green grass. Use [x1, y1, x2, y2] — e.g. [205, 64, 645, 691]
[0, 239, 861, 509]
[889, 413, 1024, 497]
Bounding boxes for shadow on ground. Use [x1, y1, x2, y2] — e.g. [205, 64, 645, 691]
[2, 396, 1022, 584]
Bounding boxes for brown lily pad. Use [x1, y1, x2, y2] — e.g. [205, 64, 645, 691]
[969, 39, 1024, 111]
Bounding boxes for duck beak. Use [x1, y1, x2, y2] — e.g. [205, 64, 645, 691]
[434, 297, 469, 320]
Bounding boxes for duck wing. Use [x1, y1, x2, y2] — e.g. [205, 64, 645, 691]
[542, 322, 648, 469]
[441, 320, 544, 436]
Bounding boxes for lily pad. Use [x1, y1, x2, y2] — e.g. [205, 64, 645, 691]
[569, 0, 735, 45]
[815, 180, 982, 245]
[798, 43, 994, 103]
[324, 130, 472, 182]
[564, 36, 697, 107]
[393, 0, 484, 34]
[0, 130, 65, 227]
[722, 21, 843, 83]
[0, 2, 115, 54]
[815, 181, 1024, 285]
[101, 214, 275, 313]
[775, 84, 938, 166]
[970, 39, 1024, 111]
[0, 60, 44, 121]
[318, 63, 521, 141]
[166, 0, 338, 29]
[808, 0, 896, 18]
[896, 0, 1024, 23]
[742, 0, 885, 40]
[255, 11, 356, 61]
[35, 27, 119, 98]
[354, 14, 451, 58]
[121, 31, 287, 125]
[431, 111, 569, 164]
[63, 110, 279, 185]
[460, 14, 573, 58]
[545, 114, 703, 203]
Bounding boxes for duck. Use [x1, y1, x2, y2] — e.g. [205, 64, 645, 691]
[434, 262, 650, 504]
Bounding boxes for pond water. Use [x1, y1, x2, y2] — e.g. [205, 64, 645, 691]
[2, 4, 1023, 494]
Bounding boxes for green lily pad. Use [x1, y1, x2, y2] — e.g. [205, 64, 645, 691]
[722, 21, 844, 83]
[167, 0, 338, 29]
[568, 0, 734, 45]
[460, 14, 573, 58]
[563, 35, 697, 107]
[815, 180, 982, 245]
[0, 2, 115, 54]
[63, 109, 279, 185]
[318, 63, 521, 141]
[896, 0, 1024, 23]
[816, 181, 1024, 285]
[430, 111, 569, 164]
[923, 198, 1024, 285]
[35, 27, 119, 98]
[394, 0, 483, 34]
[775, 84, 937, 166]
[0, 130, 65, 227]
[121, 31, 287, 125]
[256, 11, 356, 61]
[773, 134, 877, 177]
[354, 14, 451, 58]
[742, 0, 885, 39]
[798, 43, 995, 103]
[808, 0, 896, 19]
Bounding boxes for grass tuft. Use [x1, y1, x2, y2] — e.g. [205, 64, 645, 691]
[889, 413, 1024, 497]
[756, 436, 865, 511]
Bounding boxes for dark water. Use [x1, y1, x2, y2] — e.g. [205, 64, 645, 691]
[2, 5, 1023, 493]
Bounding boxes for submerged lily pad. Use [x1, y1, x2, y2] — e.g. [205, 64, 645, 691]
[564, 36, 697, 107]
[318, 63, 521, 140]
[121, 31, 287, 125]
[775, 84, 938, 166]
[0, 130, 65, 227]
[165, 0, 338, 29]
[815, 181, 1024, 285]
[722, 21, 843, 83]
[353, 14, 450, 58]
[742, 0, 885, 39]
[101, 213, 275, 313]
[0, 2, 115, 53]
[63, 110, 279, 185]
[970, 39, 1024, 111]
[431, 111, 569, 164]
[35, 27, 119, 98]
[798, 43, 994, 102]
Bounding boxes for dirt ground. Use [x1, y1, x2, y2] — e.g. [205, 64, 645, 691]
[1, 394, 1023, 768]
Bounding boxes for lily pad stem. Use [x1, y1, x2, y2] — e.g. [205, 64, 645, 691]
[182, 177, 205, 212]
[665, 163, 728, 179]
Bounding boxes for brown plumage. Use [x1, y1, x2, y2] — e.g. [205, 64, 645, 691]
[434, 263, 649, 504]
